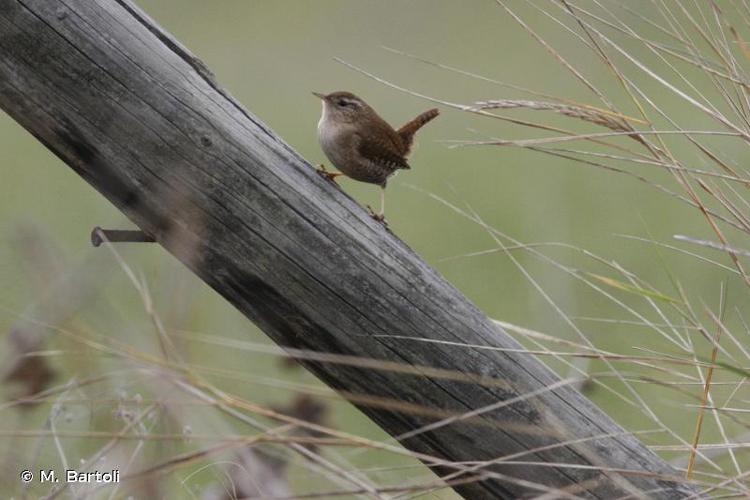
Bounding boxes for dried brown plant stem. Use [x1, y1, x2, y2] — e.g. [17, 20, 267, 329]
[686, 317, 722, 479]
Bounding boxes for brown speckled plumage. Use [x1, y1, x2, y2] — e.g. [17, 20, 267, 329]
[314, 91, 438, 221]
[316, 91, 438, 187]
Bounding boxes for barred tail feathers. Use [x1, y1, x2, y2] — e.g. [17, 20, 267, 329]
[397, 108, 439, 155]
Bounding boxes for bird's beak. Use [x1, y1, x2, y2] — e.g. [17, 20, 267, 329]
[312, 92, 326, 100]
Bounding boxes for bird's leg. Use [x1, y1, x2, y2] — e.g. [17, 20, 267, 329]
[367, 187, 388, 226]
[316, 164, 343, 183]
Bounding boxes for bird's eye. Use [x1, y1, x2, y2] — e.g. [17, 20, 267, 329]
[337, 98, 359, 108]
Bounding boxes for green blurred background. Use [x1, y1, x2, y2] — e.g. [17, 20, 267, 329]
[1, 0, 747, 497]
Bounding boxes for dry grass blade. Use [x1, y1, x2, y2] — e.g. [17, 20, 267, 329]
[674, 234, 750, 259]
[444, 129, 742, 148]
[686, 297, 726, 480]
[470, 99, 642, 132]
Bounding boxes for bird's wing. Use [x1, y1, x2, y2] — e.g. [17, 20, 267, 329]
[355, 126, 411, 170]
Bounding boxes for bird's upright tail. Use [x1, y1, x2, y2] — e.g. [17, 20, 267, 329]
[398, 108, 439, 155]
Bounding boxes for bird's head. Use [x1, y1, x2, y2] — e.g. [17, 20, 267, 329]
[313, 91, 372, 125]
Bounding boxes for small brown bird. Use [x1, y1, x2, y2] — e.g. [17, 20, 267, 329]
[313, 91, 439, 222]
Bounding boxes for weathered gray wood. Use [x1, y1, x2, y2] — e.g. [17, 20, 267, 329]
[0, 1, 699, 498]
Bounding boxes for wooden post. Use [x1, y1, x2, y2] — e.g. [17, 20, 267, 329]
[0, 1, 698, 497]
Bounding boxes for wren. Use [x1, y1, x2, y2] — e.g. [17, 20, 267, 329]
[313, 91, 439, 223]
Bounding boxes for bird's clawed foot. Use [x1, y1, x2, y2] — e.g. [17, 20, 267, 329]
[367, 206, 389, 227]
[316, 164, 343, 184]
